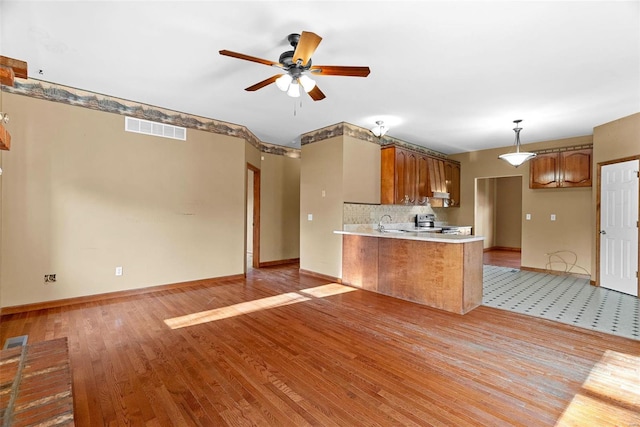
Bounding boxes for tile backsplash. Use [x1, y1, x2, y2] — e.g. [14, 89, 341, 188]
[343, 203, 448, 226]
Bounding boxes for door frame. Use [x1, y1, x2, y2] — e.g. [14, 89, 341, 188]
[247, 163, 260, 269]
[595, 155, 640, 290]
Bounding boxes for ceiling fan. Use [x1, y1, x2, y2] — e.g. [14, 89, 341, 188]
[219, 31, 370, 101]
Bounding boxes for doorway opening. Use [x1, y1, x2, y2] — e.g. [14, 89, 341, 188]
[247, 163, 260, 271]
[475, 175, 523, 268]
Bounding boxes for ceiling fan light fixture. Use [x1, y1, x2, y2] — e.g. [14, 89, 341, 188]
[275, 74, 292, 91]
[298, 75, 316, 92]
[498, 120, 536, 167]
[371, 120, 388, 138]
[287, 80, 301, 98]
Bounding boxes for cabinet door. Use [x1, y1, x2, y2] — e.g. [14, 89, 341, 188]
[529, 153, 559, 188]
[380, 147, 396, 204]
[417, 155, 430, 205]
[405, 151, 418, 203]
[437, 160, 447, 193]
[395, 148, 408, 203]
[560, 149, 592, 187]
[445, 161, 461, 207]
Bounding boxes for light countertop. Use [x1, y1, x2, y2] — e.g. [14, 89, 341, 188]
[335, 229, 484, 244]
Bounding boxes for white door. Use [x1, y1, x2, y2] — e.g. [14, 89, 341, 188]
[600, 159, 639, 296]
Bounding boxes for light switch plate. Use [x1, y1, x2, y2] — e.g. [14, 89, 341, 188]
[307, 214, 313, 221]
[526, 214, 531, 220]
[550, 214, 556, 221]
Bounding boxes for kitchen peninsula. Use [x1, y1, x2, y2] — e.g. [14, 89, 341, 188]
[336, 230, 484, 314]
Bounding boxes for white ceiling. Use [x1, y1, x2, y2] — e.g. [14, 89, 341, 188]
[2, 1, 639, 154]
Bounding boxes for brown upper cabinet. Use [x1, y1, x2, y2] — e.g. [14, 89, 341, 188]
[444, 161, 461, 207]
[381, 145, 460, 207]
[529, 148, 592, 189]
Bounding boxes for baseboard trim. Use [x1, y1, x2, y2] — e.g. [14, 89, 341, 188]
[520, 266, 590, 280]
[0, 273, 245, 317]
[258, 258, 299, 268]
[484, 246, 522, 253]
[299, 269, 341, 284]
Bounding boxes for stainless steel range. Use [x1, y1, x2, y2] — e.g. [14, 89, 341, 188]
[415, 214, 435, 228]
[415, 214, 460, 234]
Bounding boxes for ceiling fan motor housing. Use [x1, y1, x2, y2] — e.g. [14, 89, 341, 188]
[279, 33, 313, 72]
[287, 33, 300, 47]
[279, 50, 312, 73]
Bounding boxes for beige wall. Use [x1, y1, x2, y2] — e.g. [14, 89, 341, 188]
[475, 178, 496, 248]
[495, 176, 522, 249]
[592, 112, 640, 281]
[244, 143, 260, 262]
[342, 135, 380, 204]
[300, 137, 344, 278]
[299, 132, 381, 278]
[449, 135, 594, 274]
[260, 153, 300, 263]
[2, 93, 295, 307]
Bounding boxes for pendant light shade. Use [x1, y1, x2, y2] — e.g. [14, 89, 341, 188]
[298, 75, 316, 92]
[287, 80, 301, 98]
[275, 74, 293, 91]
[498, 120, 536, 167]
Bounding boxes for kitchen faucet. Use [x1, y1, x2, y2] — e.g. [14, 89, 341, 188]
[378, 214, 392, 231]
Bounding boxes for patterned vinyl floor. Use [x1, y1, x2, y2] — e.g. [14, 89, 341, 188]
[482, 265, 639, 341]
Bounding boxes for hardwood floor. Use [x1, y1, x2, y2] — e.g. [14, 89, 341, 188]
[483, 248, 521, 269]
[1, 264, 638, 426]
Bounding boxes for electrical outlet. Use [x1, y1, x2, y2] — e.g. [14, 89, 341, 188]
[44, 274, 56, 283]
[115, 266, 123, 276]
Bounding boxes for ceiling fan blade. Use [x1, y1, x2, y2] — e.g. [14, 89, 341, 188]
[310, 65, 370, 77]
[293, 31, 322, 66]
[245, 75, 283, 91]
[219, 50, 281, 67]
[307, 85, 326, 101]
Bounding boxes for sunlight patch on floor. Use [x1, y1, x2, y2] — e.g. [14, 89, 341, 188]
[299, 283, 358, 298]
[165, 292, 311, 329]
[555, 350, 640, 426]
[164, 283, 358, 329]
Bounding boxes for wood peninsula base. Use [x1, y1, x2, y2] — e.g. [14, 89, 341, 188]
[341, 233, 484, 314]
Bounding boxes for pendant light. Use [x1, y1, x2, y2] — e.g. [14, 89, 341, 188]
[498, 119, 536, 167]
[371, 120, 388, 138]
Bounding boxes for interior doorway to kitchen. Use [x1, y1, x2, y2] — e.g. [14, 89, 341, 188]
[247, 164, 260, 270]
[475, 176, 523, 268]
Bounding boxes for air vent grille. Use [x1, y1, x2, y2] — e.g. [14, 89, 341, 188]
[125, 117, 186, 141]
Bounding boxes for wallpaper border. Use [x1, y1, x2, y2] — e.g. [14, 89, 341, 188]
[2, 78, 300, 158]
